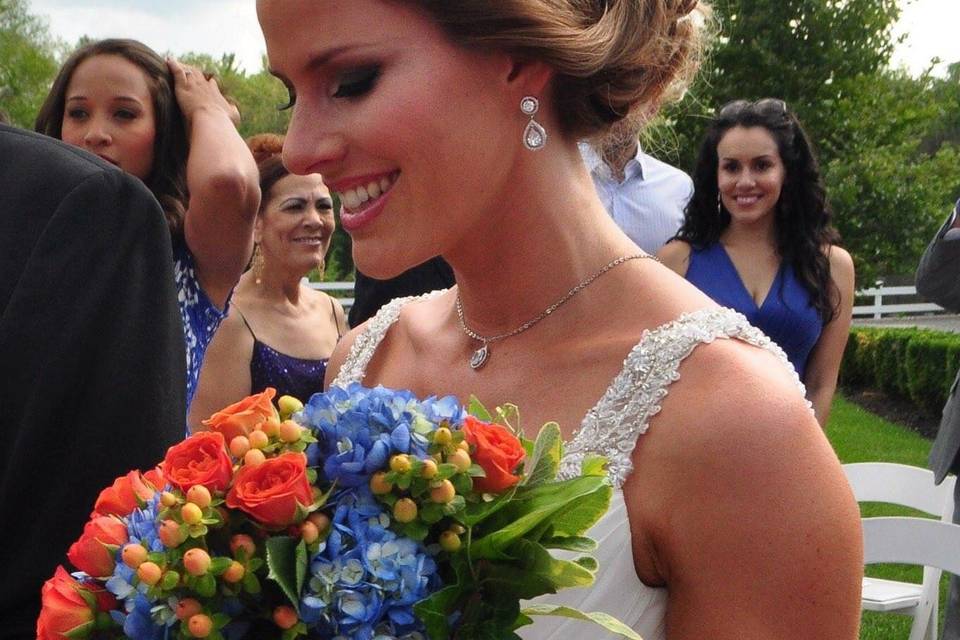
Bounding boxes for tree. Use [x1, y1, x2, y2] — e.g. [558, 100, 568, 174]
[0, 0, 60, 127]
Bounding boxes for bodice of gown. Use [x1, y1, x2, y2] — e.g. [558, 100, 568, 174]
[332, 293, 804, 640]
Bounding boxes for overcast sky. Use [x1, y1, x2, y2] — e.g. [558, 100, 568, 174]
[27, 0, 960, 77]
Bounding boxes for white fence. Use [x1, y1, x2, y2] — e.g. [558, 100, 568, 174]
[309, 280, 945, 320]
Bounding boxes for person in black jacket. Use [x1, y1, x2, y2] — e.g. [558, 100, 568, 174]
[0, 124, 186, 639]
[348, 257, 456, 328]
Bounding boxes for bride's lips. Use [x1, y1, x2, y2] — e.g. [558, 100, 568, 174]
[332, 171, 399, 233]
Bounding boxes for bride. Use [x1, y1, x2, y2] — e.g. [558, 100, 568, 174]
[257, 0, 863, 637]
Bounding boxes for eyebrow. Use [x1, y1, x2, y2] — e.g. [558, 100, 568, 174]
[268, 43, 381, 80]
[65, 95, 144, 105]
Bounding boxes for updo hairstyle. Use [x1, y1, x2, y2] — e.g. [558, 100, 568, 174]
[406, 0, 711, 139]
[245, 133, 288, 214]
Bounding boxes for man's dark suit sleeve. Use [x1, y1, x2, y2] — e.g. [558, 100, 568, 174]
[916, 203, 960, 312]
[0, 161, 186, 638]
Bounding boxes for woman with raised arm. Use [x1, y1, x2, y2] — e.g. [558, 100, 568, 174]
[658, 100, 854, 427]
[36, 39, 260, 410]
[257, 2, 862, 638]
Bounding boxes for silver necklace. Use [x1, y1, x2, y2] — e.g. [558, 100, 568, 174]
[455, 253, 657, 370]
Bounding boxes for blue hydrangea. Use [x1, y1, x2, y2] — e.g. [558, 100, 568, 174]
[300, 384, 465, 487]
[106, 494, 173, 640]
[300, 488, 438, 639]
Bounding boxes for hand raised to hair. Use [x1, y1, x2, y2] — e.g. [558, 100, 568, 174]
[166, 58, 241, 129]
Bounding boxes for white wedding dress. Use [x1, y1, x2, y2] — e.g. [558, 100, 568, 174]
[332, 295, 802, 640]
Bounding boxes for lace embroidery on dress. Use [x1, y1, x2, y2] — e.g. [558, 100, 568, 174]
[333, 298, 807, 491]
[557, 307, 807, 487]
[332, 291, 447, 388]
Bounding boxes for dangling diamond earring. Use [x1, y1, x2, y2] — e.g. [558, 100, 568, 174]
[520, 96, 547, 151]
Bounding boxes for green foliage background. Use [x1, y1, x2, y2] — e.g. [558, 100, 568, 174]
[4, 0, 960, 284]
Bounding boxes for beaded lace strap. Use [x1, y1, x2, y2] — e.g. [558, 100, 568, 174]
[558, 307, 806, 488]
[331, 290, 447, 388]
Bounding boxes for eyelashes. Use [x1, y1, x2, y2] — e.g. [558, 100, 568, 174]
[276, 65, 380, 112]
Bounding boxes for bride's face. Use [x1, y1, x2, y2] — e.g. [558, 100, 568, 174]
[257, 0, 519, 278]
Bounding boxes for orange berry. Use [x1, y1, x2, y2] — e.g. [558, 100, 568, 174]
[186, 485, 212, 509]
[229, 534, 256, 558]
[430, 480, 456, 504]
[308, 512, 331, 534]
[222, 560, 245, 583]
[248, 429, 269, 450]
[187, 613, 213, 638]
[259, 420, 280, 437]
[175, 598, 202, 621]
[278, 395, 304, 417]
[369, 471, 393, 495]
[457, 440, 471, 452]
[158, 519, 186, 548]
[229, 435, 251, 458]
[160, 491, 178, 508]
[301, 521, 320, 544]
[183, 548, 212, 576]
[420, 459, 438, 479]
[181, 502, 203, 525]
[434, 427, 452, 446]
[448, 449, 471, 473]
[122, 543, 148, 569]
[278, 420, 302, 443]
[393, 498, 418, 523]
[244, 448, 266, 467]
[439, 530, 462, 552]
[389, 454, 411, 473]
[137, 561, 162, 586]
[273, 605, 298, 630]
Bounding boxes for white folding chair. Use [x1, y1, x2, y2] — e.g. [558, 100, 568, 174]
[844, 462, 957, 640]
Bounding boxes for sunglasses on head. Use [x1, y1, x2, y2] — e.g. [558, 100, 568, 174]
[717, 98, 789, 118]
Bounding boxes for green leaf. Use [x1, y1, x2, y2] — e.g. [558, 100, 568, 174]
[420, 501, 445, 524]
[209, 557, 233, 575]
[242, 571, 261, 595]
[413, 584, 464, 640]
[460, 485, 517, 527]
[580, 455, 608, 477]
[470, 476, 610, 560]
[574, 556, 598, 572]
[64, 621, 94, 639]
[451, 473, 473, 495]
[510, 538, 595, 591]
[539, 536, 597, 552]
[194, 573, 216, 598]
[520, 604, 643, 640]
[266, 536, 308, 613]
[522, 422, 562, 487]
[468, 395, 493, 421]
[212, 613, 231, 629]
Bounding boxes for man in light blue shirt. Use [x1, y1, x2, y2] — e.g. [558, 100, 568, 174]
[581, 137, 693, 255]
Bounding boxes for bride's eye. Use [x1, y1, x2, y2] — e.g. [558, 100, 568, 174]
[332, 66, 380, 99]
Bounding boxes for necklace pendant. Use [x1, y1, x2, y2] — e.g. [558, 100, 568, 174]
[469, 343, 489, 370]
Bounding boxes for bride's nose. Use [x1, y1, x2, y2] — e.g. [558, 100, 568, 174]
[282, 105, 347, 178]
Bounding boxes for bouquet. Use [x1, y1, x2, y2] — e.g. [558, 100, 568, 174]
[38, 385, 640, 640]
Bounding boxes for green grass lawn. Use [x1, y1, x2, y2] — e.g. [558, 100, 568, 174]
[826, 393, 946, 639]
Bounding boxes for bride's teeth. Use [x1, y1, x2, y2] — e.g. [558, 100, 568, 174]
[380, 177, 391, 192]
[357, 185, 369, 203]
[366, 181, 381, 199]
[343, 190, 361, 209]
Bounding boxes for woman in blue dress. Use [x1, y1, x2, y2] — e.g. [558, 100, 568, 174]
[188, 134, 347, 431]
[35, 39, 260, 411]
[658, 99, 854, 427]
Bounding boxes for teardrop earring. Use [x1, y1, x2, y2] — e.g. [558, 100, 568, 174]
[520, 96, 547, 151]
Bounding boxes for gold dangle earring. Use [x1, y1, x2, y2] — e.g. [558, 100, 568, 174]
[521, 96, 547, 151]
[251, 244, 265, 285]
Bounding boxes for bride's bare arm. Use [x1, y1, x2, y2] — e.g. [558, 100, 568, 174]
[624, 339, 862, 639]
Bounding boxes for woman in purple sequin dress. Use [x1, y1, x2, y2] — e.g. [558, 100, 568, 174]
[188, 134, 346, 430]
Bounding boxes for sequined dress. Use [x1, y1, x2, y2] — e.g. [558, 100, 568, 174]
[172, 237, 230, 410]
[332, 294, 803, 640]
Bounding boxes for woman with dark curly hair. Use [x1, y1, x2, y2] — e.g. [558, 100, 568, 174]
[658, 99, 854, 427]
[35, 39, 260, 410]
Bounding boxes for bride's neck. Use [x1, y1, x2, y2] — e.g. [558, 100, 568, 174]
[448, 146, 635, 336]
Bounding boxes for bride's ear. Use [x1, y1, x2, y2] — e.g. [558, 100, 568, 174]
[503, 58, 554, 98]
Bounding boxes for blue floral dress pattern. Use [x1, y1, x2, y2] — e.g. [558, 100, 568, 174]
[172, 238, 229, 410]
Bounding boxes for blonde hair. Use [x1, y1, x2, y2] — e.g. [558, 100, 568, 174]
[406, 0, 712, 139]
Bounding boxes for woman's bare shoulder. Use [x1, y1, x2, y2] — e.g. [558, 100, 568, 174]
[655, 240, 692, 277]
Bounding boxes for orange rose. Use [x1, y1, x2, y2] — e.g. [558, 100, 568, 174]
[92, 468, 162, 517]
[163, 432, 234, 493]
[463, 416, 525, 493]
[226, 453, 313, 527]
[201, 388, 278, 442]
[66, 516, 128, 578]
[36, 566, 97, 639]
